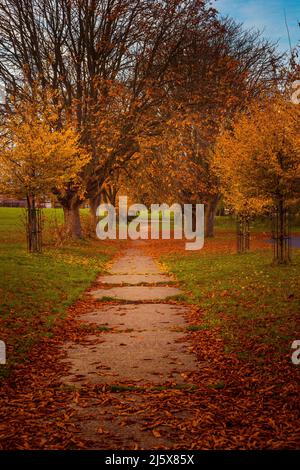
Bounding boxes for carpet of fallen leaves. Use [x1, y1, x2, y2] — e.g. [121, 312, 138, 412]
[0, 282, 299, 449]
[140, 230, 269, 258]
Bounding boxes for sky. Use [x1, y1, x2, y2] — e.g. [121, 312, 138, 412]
[214, 0, 300, 54]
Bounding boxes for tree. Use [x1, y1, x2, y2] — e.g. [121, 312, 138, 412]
[165, 17, 283, 237]
[0, 0, 215, 237]
[119, 18, 283, 237]
[0, 92, 89, 249]
[213, 94, 300, 263]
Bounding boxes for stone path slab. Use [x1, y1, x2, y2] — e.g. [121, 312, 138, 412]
[61, 244, 198, 449]
[90, 285, 182, 301]
[63, 304, 196, 385]
[77, 304, 188, 330]
[109, 249, 161, 275]
[96, 274, 172, 285]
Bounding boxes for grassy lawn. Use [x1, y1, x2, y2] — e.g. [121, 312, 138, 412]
[0, 207, 117, 376]
[214, 214, 300, 233]
[163, 248, 300, 362]
[1, 208, 299, 373]
[0, 209, 299, 450]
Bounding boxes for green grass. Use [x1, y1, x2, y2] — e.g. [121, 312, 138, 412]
[163, 249, 300, 360]
[187, 324, 210, 331]
[165, 293, 189, 302]
[0, 207, 117, 374]
[78, 324, 112, 332]
[214, 214, 300, 233]
[209, 381, 225, 390]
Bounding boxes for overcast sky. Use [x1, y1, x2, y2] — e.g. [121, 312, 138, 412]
[214, 0, 300, 54]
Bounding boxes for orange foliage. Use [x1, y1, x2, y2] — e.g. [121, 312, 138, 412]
[213, 94, 300, 215]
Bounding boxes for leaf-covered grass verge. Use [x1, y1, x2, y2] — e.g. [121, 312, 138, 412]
[163, 249, 300, 361]
[0, 208, 118, 375]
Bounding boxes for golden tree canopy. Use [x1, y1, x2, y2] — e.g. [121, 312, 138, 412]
[0, 93, 90, 200]
[213, 95, 300, 215]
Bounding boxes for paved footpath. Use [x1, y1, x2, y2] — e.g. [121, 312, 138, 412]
[62, 243, 198, 448]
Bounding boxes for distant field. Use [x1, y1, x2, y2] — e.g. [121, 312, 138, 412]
[0, 207, 90, 239]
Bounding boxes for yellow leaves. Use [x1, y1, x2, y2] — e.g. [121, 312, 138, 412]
[0, 91, 91, 199]
[213, 94, 300, 215]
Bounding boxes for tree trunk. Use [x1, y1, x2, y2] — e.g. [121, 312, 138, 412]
[89, 193, 102, 230]
[26, 195, 38, 253]
[278, 199, 284, 264]
[62, 199, 82, 238]
[277, 199, 290, 264]
[26, 194, 42, 253]
[106, 184, 117, 207]
[205, 194, 221, 238]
